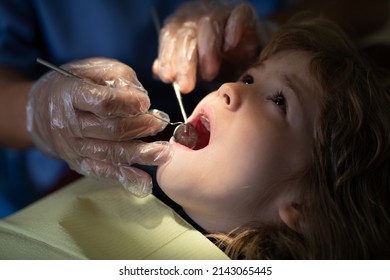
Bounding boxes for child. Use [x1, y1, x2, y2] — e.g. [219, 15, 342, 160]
[156, 14, 390, 259]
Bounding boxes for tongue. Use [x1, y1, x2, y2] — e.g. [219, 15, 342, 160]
[193, 119, 210, 150]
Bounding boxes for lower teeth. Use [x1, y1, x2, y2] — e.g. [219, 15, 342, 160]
[173, 123, 198, 149]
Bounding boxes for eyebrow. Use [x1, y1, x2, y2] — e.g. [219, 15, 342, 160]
[250, 61, 263, 69]
[282, 73, 305, 107]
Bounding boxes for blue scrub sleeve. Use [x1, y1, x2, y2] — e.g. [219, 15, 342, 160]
[0, 0, 44, 77]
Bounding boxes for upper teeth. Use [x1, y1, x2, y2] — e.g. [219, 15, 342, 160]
[200, 114, 210, 131]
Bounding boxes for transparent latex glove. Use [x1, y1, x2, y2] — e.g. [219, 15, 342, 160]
[153, 1, 265, 93]
[27, 57, 171, 197]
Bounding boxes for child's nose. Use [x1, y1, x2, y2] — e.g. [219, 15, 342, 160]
[217, 83, 241, 111]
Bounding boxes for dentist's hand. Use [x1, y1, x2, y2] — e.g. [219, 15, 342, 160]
[27, 58, 171, 197]
[153, 2, 265, 93]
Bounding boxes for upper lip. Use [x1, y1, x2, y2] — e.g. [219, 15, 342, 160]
[188, 105, 213, 132]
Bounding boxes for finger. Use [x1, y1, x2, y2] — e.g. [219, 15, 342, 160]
[197, 9, 229, 81]
[73, 139, 171, 166]
[66, 58, 143, 90]
[76, 158, 153, 197]
[174, 22, 198, 93]
[76, 111, 168, 140]
[118, 166, 153, 197]
[154, 21, 198, 93]
[152, 59, 162, 80]
[224, 3, 259, 51]
[71, 81, 151, 117]
[154, 23, 179, 83]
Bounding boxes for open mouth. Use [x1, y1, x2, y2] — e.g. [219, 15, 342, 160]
[191, 114, 211, 150]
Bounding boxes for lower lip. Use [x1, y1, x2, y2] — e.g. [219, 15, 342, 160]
[170, 136, 212, 152]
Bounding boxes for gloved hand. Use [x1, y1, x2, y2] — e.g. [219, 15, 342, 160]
[26, 57, 171, 197]
[153, 1, 267, 93]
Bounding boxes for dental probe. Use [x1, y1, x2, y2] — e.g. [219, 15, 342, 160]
[147, 109, 183, 126]
[36, 58, 81, 79]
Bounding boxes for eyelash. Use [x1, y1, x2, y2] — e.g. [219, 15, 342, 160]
[240, 74, 254, 85]
[240, 73, 287, 113]
[268, 91, 287, 113]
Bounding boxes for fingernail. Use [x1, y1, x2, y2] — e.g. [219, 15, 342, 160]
[148, 109, 170, 123]
[142, 141, 172, 165]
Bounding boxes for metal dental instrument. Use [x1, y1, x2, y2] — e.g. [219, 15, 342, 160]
[147, 109, 183, 126]
[36, 58, 81, 79]
[151, 9, 199, 149]
[148, 109, 198, 149]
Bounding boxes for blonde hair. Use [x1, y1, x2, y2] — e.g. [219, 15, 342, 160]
[212, 14, 390, 259]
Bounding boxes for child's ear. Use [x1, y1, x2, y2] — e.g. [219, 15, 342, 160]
[278, 202, 305, 233]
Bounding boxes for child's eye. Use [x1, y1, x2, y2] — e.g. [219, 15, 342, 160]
[269, 91, 287, 112]
[240, 74, 254, 84]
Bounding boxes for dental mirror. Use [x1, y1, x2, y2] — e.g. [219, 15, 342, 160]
[173, 123, 198, 149]
[148, 109, 198, 149]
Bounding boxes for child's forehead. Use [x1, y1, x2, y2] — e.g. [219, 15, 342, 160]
[254, 50, 314, 71]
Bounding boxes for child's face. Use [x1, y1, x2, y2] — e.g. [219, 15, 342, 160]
[157, 50, 322, 232]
